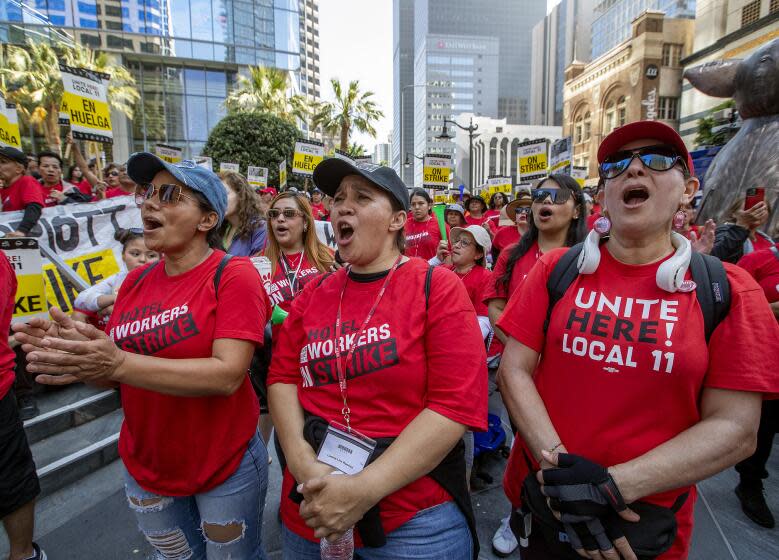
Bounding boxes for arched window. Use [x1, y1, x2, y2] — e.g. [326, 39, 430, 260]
[489, 137, 498, 177]
[574, 115, 583, 144]
[604, 101, 616, 134]
[583, 111, 591, 141]
[617, 96, 627, 127]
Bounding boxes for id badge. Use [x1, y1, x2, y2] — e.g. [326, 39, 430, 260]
[316, 422, 377, 475]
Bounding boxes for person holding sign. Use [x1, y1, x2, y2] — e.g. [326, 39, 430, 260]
[219, 171, 268, 256]
[405, 188, 449, 261]
[14, 154, 273, 559]
[0, 146, 45, 237]
[268, 159, 487, 559]
[496, 121, 779, 559]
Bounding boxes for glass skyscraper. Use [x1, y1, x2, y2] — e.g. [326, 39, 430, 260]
[0, 0, 307, 157]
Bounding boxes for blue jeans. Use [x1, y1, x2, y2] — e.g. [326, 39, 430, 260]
[123, 432, 269, 560]
[282, 501, 472, 560]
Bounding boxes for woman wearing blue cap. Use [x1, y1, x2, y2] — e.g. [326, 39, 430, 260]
[13, 153, 273, 560]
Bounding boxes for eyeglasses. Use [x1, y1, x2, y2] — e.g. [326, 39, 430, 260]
[134, 183, 196, 206]
[108, 171, 121, 177]
[267, 208, 304, 220]
[515, 207, 531, 216]
[531, 188, 574, 205]
[599, 145, 687, 179]
[452, 237, 473, 248]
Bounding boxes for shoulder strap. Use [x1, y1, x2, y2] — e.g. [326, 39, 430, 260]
[213, 254, 234, 296]
[543, 243, 584, 333]
[771, 246, 779, 261]
[132, 261, 160, 288]
[688, 252, 731, 343]
[425, 264, 434, 310]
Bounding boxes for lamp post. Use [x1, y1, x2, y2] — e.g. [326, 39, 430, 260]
[436, 117, 479, 192]
[403, 152, 424, 168]
[399, 84, 426, 184]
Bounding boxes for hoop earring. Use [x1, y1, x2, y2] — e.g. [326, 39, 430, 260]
[673, 209, 687, 230]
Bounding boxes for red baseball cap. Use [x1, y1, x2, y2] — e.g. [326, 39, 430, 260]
[597, 120, 694, 176]
[260, 187, 278, 196]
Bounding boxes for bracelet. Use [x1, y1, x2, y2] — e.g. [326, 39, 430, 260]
[547, 442, 563, 454]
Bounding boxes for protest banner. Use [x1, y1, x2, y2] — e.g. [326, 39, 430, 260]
[487, 175, 512, 195]
[59, 63, 113, 144]
[0, 93, 22, 149]
[279, 159, 288, 189]
[550, 137, 572, 175]
[292, 139, 325, 176]
[515, 182, 533, 196]
[220, 162, 240, 173]
[355, 155, 373, 165]
[1, 238, 47, 323]
[572, 166, 588, 187]
[247, 166, 268, 189]
[194, 156, 213, 171]
[154, 144, 183, 164]
[518, 139, 548, 182]
[333, 149, 355, 164]
[423, 154, 451, 190]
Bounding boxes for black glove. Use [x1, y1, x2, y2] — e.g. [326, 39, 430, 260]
[541, 453, 628, 518]
[563, 518, 616, 554]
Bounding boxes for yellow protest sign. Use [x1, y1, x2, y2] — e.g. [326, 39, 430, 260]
[279, 159, 287, 188]
[572, 166, 588, 187]
[0, 93, 22, 149]
[2, 239, 47, 323]
[155, 144, 183, 164]
[43, 248, 121, 314]
[292, 140, 325, 176]
[423, 154, 452, 190]
[59, 63, 113, 144]
[487, 176, 512, 195]
[518, 139, 548, 182]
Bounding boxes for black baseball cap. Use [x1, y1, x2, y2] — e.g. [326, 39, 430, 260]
[313, 159, 410, 211]
[0, 146, 27, 166]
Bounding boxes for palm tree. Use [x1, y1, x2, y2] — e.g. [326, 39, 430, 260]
[313, 79, 384, 151]
[224, 66, 309, 123]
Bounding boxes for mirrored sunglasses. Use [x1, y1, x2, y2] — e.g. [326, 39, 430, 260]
[599, 145, 687, 179]
[134, 183, 196, 206]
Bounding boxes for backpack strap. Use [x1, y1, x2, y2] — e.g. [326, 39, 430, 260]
[687, 252, 731, 344]
[132, 261, 160, 288]
[543, 243, 585, 333]
[771, 246, 779, 261]
[425, 264, 434, 310]
[212, 253, 234, 296]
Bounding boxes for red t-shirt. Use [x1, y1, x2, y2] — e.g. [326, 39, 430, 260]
[465, 214, 490, 227]
[40, 181, 64, 207]
[269, 258, 488, 542]
[0, 252, 17, 400]
[405, 217, 447, 261]
[107, 251, 270, 496]
[73, 179, 93, 196]
[445, 264, 491, 316]
[739, 248, 779, 305]
[492, 227, 520, 255]
[751, 233, 776, 252]
[1, 175, 45, 212]
[105, 187, 132, 198]
[483, 241, 542, 303]
[310, 202, 328, 221]
[497, 246, 779, 559]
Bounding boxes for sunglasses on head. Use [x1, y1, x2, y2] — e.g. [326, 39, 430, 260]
[531, 187, 574, 205]
[599, 145, 687, 179]
[134, 183, 196, 206]
[267, 208, 304, 220]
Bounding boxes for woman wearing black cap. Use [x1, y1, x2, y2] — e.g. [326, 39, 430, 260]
[465, 196, 490, 227]
[496, 121, 779, 559]
[0, 146, 45, 237]
[14, 154, 273, 559]
[405, 188, 447, 261]
[268, 160, 487, 559]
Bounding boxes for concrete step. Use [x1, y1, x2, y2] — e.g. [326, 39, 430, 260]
[24, 387, 120, 444]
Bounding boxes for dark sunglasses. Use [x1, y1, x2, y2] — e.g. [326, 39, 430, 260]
[267, 208, 304, 220]
[515, 206, 531, 215]
[134, 183, 196, 206]
[108, 170, 121, 177]
[531, 188, 574, 205]
[599, 145, 687, 179]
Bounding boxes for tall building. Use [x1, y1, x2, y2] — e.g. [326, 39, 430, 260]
[299, 0, 321, 139]
[393, 0, 547, 188]
[393, 0, 416, 185]
[373, 139, 392, 165]
[679, 0, 779, 147]
[1, 0, 305, 159]
[530, 0, 595, 127]
[591, 0, 696, 59]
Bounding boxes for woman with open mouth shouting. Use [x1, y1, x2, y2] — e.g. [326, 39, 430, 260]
[14, 154, 273, 560]
[268, 160, 487, 559]
[405, 188, 448, 261]
[495, 120, 779, 560]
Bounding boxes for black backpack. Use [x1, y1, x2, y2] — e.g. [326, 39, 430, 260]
[544, 243, 731, 343]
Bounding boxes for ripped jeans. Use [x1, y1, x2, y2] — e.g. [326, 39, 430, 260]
[123, 432, 269, 560]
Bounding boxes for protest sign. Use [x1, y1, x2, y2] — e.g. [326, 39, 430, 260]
[487, 176, 512, 195]
[194, 156, 213, 171]
[247, 166, 268, 189]
[1, 238, 47, 323]
[515, 182, 533, 196]
[333, 149, 355, 164]
[220, 162, 240, 173]
[154, 144, 183, 164]
[292, 139, 325, 176]
[59, 63, 113, 144]
[279, 159, 288, 188]
[0, 93, 22, 149]
[518, 139, 548, 182]
[572, 166, 588, 187]
[550, 137, 572, 175]
[423, 154, 451, 190]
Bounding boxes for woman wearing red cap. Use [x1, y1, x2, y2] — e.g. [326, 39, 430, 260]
[496, 121, 779, 559]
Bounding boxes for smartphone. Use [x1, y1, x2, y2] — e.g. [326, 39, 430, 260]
[744, 187, 765, 210]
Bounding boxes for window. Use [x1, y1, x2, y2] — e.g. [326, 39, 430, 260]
[604, 101, 616, 134]
[662, 44, 683, 67]
[741, 0, 760, 26]
[583, 111, 591, 141]
[617, 97, 627, 127]
[658, 97, 679, 120]
[771, 0, 779, 14]
[574, 115, 583, 144]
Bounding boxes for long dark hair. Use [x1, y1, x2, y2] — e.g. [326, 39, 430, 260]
[218, 171, 265, 240]
[498, 174, 587, 291]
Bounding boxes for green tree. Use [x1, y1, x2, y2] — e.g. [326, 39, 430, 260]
[203, 111, 304, 189]
[694, 100, 736, 148]
[224, 66, 310, 124]
[313, 79, 383, 150]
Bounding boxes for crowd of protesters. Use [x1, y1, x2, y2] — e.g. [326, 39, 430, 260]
[0, 120, 778, 560]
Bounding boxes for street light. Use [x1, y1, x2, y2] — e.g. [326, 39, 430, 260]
[436, 117, 479, 192]
[403, 152, 424, 168]
[399, 84, 426, 183]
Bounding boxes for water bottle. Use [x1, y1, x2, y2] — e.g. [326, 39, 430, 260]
[319, 471, 353, 560]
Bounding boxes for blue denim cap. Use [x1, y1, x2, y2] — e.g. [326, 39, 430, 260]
[126, 152, 227, 225]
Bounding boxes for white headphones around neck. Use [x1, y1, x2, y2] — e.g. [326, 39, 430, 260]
[577, 230, 692, 293]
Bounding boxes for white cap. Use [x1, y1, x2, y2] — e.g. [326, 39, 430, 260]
[450, 225, 492, 255]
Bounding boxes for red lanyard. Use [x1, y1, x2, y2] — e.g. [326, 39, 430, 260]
[333, 255, 402, 430]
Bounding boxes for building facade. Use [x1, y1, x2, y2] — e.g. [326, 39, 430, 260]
[299, 0, 320, 139]
[373, 140, 392, 166]
[591, 0, 696, 59]
[563, 11, 695, 181]
[1, 0, 308, 159]
[530, 0, 595, 127]
[679, 0, 779, 147]
[392, 0, 416, 185]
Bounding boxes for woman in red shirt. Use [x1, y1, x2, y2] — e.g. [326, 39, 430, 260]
[497, 121, 779, 559]
[491, 192, 532, 261]
[405, 188, 447, 260]
[268, 159, 487, 559]
[465, 195, 490, 227]
[15, 155, 272, 560]
[485, 192, 508, 229]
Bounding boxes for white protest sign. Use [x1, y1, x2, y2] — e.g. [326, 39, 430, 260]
[247, 166, 268, 189]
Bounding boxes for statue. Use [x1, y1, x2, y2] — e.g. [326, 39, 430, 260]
[684, 38, 778, 231]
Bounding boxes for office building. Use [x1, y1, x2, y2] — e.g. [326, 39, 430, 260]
[530, 0, 595, 127]
[591, 0, 696, 59]
[299, 0, 321, 139]
[393, 0, 416, 185]
[1, 0, 306, 159]
[373, 139, 392, 165]
[679, 0, 779, 147]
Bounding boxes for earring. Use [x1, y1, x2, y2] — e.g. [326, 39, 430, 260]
[673, 209, 687, 230]
[593, 215, 611, 235]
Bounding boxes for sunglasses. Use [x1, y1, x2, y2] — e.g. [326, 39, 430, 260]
[515, 207, 531, 215]
[134, 183, 196, 206]
[599, 146, 687, 179]
[531, 188, 574, 205]
[267, 208, 304, 220]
